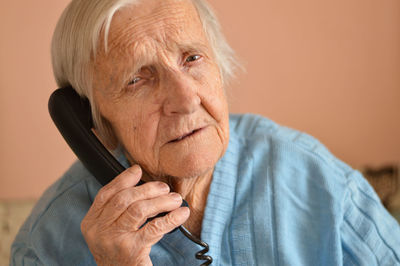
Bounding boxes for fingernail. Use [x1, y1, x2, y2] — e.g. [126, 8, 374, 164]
[170, 192, 182, 202]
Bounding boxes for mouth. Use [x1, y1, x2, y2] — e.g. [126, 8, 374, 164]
[169, 127, 205, 143]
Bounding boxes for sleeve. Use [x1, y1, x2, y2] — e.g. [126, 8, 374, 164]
[10, 241, 43, 266]
[9, 167, 98, 266]
[340, 170, 400, 266]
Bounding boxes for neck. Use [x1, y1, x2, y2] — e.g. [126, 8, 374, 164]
[125, 150, 214, 238]
[169, 169, 213, 238]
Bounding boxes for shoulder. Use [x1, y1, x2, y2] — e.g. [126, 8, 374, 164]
[227, 113, 354, 207]
[229, 113, 353, 181]
[230, 113, 343, 166]
[23, 160, 100, 232]
[227, 114, 400, 264]
[228, 114, 383, 202]
[11, 161, 99, 265]
[227, 113, 383, 229]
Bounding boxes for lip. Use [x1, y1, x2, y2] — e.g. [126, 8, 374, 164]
[168, 126, 206, 143]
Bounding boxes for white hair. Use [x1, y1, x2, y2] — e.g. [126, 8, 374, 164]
[51, 0, 239, 147]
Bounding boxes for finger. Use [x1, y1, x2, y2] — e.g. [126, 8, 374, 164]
[91, 165, 142, 213]
[116, 192, 183, 231]
[139, 207, 190, 246]
[99, 181, 171, 223]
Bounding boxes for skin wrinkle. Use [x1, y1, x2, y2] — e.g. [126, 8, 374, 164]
[93, 0, 229, 236]
[101, 2, 208, 87]
[109, 3, 188, 51]
[96, 9, 211, 98]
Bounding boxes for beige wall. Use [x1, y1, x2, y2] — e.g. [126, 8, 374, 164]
[1, 0, 399, 199]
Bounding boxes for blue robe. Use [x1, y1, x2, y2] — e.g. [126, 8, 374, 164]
[11, 114, 400, 265]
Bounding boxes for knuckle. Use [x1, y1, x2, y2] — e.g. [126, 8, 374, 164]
[81, 216, 95, 235]
[130, 186, 144, 199]
[127, 202, 146, 220]
[95, 187, 111, 205]
[111, 193, 129, 211]
[165, 212, 180, 227]
[81, 222, 94, 240]
[155, 218, 167, 231]
[148, 219, 164, 235]
[80, 221, 88, 234]
[152, 181, 170, 194]
[86, 228, 96, 241]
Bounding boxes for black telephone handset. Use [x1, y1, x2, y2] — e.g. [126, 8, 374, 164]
[48, 86, 129, 186]
[48, 86, 212, 265]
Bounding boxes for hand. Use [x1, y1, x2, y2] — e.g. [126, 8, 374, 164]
[81, 165, 190, 266]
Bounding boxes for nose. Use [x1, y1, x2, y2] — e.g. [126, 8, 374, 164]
[162, 71, 201, 116]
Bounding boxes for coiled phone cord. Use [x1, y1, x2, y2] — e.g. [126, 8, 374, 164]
[178, 226, 213, 265]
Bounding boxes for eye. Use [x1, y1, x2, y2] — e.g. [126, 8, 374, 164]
[185, 54, 201, 63]
[128, 77, 141, 85]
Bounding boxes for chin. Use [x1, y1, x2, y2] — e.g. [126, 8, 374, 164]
[162, 151, 219, 180]
[159, 127, 226, 179]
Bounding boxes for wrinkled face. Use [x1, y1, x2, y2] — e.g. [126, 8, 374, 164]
[93, 0, 230, 180]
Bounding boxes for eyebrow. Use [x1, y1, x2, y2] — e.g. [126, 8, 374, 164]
[119, 41, 154, 84]
[177, 42, 210, 54]
[122, 40, 210, 81]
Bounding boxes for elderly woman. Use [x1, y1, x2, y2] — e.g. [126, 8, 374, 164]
[11, 0, 400, 265]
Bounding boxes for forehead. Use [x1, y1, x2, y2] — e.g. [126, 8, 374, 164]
[105, 0, 207, 54]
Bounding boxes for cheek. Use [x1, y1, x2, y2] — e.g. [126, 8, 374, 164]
[114, 107, 156, 149]
[114, 104, 164, 171]
[208, 72, 230, 137]
[198, 67, 229, 121]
